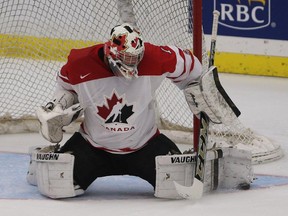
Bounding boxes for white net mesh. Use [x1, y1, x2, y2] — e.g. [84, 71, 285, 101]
[0, 0, 282, 163]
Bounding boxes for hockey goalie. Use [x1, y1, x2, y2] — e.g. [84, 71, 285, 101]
[27, 23, 253, 199]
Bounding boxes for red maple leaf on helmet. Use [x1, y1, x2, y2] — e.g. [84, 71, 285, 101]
[112, 33, 128, 52]
[131, 37, 139, 48]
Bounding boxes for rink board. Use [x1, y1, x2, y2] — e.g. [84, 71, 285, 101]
[1, 153, 288, 200]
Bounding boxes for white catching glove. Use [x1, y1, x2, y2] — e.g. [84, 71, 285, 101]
[36, 102, 83, 143]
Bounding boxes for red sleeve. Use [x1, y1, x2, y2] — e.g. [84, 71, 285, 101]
[58, 47, 96, 84]
[137, 43, 177, 76]
[159, 45, 179, 73]
[57, 44, 113, 85]
[138, 43, 195, 80]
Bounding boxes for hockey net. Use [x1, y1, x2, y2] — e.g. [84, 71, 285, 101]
[0, 0, 282, 164]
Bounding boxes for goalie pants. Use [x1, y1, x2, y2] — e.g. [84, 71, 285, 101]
[59, 132, 181, 190]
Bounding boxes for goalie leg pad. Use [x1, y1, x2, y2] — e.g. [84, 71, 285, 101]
[27, 146, 40, 186]
[27, 144, 62, 186]
[33, 152, 84, 199]
[220, 148, 254, 189]
[154, 153, 196, 199]
[204, 147, 254, 192]
[27, 153, 37, 186]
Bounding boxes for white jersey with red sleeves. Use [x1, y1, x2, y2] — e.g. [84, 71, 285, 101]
[57, 42, 202, 154]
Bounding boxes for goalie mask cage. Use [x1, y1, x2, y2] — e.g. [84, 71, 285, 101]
[0, 0, 282, 164]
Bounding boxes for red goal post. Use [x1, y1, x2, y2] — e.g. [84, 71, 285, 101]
[0, 0, 283, 164]
[192, 0, 203, 151]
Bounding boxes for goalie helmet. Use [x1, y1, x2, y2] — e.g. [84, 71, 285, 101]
[104, 23, 144, 79]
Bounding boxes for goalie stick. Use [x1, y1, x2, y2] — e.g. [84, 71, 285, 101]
[174, 10, 221, 199]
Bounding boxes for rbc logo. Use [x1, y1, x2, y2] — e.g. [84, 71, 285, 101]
[215, 0, 271, 30]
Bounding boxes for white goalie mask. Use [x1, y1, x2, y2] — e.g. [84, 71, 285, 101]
[104, 23, 145, 79]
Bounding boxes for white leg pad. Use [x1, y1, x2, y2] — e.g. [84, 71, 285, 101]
[27, 145, 61, 186]
[27, 155, 38, 186]
[204, 147, 254, 193]
[155, 148, 253, 199]
[33, 152, 84, 199]
[154, 154, 196, 199]
[27, 145, 48, 186]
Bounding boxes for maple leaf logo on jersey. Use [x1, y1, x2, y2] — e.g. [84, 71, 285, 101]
[97, 92, 134, 124]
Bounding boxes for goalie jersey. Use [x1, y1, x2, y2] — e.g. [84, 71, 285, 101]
[57, 43, 202, 153]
